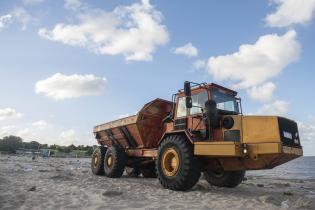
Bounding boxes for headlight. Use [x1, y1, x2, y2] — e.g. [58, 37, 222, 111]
[222, 116, 234, 129]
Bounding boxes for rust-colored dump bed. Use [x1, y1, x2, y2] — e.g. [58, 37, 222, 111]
[94, 98, 173, 149]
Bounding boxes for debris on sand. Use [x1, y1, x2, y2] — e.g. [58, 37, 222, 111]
[50, 173, 73, 181]
[292, 197, 311, 209]
[38, 169, 50, 173]
[273, 182, 291, 188]
[281, 199, 290, 208]
[283, 191, 293, 196]
[259, 195, 283, 206]
[102, 190, 123, 197]
[257, 184, 264, 187]
[28, 186, 36, 191]
[23, 167, 33, 172]
[283, 183, 291, 187]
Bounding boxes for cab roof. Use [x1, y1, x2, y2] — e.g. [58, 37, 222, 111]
[177, 82, 237, 96]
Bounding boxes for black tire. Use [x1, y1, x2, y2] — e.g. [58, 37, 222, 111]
[140, 163, 157, 178]
[125, 167, 141, 177]
[204, 169, 245, 188]
[156, 135, 201, 191]
[91, 146, 107, 175]
[104, 145, 126, 178]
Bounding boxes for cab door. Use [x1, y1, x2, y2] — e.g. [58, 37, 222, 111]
[174, 90, 209, 140]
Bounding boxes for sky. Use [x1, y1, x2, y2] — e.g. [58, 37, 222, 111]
[0, 0, 314, 155]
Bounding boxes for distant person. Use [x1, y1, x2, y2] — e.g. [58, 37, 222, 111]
[32, 152, 35, 160]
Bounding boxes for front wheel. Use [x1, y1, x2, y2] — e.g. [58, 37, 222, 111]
[156, 135, 201, 191]
[204, 169, 245, 188]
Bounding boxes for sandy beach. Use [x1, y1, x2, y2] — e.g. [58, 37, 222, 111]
[0, 155, 314, 210]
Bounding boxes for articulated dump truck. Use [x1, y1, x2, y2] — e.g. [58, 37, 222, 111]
[91, 81, 303, 191]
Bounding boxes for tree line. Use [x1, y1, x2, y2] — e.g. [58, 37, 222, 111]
[0, 135, 95, 156]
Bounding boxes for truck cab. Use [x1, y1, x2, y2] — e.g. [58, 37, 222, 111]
[171, 83, 240, 141]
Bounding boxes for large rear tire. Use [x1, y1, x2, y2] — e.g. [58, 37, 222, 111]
[104, 145, 126, 178]
[156, 135, 201, 191]
[91, 146, 107, 175]
[204, 169, 245, 188]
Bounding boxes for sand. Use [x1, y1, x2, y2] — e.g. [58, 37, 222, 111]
[0, 155, 314, 210]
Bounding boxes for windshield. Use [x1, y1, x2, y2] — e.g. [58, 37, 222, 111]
[211, 89, 239, 113]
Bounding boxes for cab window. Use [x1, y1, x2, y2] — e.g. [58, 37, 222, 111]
[176, 97, 187, 117]
[211, 89, 239, 113]
[190, 91, 208, 115]
[176, 91, 208, 117]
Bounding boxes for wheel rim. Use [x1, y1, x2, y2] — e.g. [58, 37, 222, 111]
[107, 154, 113, 168]
[92, 154, 99, 167]
[161, 148, 179, 177]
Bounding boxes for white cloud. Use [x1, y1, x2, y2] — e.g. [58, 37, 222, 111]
[266, 0, 315, 27]
[0, 8, 33, 31]
[39, 0, 169, 61]
[58, 129, 92, 145]
[32, 120, 50, 130]
[0, 108, 23, 121]
[0, 126, 37, 141]
[60, 129, 76, 145]
[298, 121, 315, 143]
[0, 121, 91, 146]
[173, 43, 198, 57]
[64, 0, 81, 11]
[60, 129, 76, 138]
[11, 7, 32, 30]
[0, 125, 16, 138]
[255, 100, 289, 115]
[23, 0, 44, 5]
[247, 82, 276, 102]
[35, 73, 107, 100]
[17, 128, 37, 140]
[207, 30, 300, 90]
[2, 120, 51, 141]
[0, 14, 12, 30]
[193, 59, 207, 70]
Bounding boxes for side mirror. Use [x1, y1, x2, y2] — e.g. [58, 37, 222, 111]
[184, 81, 191, 97]
[184, 81, 192, 108]
[186, 96, 192, 109]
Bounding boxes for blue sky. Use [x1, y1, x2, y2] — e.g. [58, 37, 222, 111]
[0, 0, 314, 155]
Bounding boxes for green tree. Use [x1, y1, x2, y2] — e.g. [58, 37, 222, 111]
[29, 141, 40, 150]
[85, 146, 94, 156]
[77, 145, 85, 150]
[57, 146, 65, 152]
[0, 136, 23, 153]
[64, 146, 71, 153]
[68, 144, 77, 151]
[49, 144, 58, 150]
[50, 150, 55, 156]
